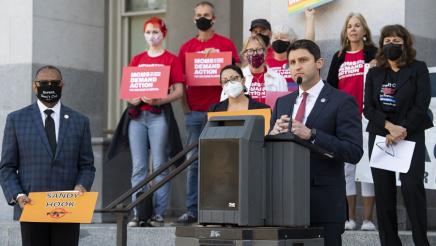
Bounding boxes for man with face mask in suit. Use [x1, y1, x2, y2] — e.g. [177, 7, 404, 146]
[0, 65, 95, 246]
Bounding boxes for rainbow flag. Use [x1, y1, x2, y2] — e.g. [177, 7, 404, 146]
[288, 0, 333, 15]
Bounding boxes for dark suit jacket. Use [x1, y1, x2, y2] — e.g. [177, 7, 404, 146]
[270, 82, 363, 223]
[364, 60, 433, 137]
[208, 97, 271, 112]
[0, 102, 96, 220]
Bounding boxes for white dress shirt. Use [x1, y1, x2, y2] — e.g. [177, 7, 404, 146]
[292, 80, 324, 124]
[37, 100, 61, 141]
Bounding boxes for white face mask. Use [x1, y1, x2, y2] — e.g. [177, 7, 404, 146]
[223, 81, 244, 98]
[144, 33, 163, 46]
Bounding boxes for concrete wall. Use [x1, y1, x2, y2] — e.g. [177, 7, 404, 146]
[0, 0, 34, 222]
[405, 0, 436, 66]
[33, 0, 106, 136]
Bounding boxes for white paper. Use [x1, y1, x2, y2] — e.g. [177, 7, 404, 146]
[369, 135, 416, 173]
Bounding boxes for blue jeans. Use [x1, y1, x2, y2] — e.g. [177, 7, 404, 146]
[128, 111, 170, 217]
[184, 111, 207, 217]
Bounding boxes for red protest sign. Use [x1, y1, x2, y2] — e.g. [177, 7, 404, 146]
[119, 66, 170, 99]
[185, 52, 232, 86]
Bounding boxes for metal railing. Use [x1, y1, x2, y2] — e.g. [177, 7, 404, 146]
[95, 142, 198, 246]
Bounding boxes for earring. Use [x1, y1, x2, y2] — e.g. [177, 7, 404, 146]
[363, 36, 367, 42]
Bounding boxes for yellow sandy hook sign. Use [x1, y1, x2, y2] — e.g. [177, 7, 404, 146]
[20, 191, 98, 223]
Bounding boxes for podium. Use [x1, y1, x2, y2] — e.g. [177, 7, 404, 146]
[192, 115, 332, 245]
[264, 133, 310, 226]
[198, 116, 265, 226]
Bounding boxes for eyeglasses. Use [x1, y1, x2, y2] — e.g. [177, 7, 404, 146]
[245, 48, 265, 56]
[221, 75, 241, 85]
[34, 80, 61, 87]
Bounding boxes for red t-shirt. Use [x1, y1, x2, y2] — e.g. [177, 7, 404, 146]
[338, 50, 365, 114]
[265, 47, 274, 63]
[249, 70, 266, 104]
[266, 58, 297, 92]
[179, 33, 241, 111]
[129, 50, 185, 111]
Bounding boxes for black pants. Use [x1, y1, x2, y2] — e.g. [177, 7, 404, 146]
[20, 222, 80, 246]
[369, 132, 429, 246]
[312, 222, 343, 246]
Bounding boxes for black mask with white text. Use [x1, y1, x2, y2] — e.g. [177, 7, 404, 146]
[36, 84, 62, 103]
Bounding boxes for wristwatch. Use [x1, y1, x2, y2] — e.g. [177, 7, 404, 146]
[309, 128, 317, 143]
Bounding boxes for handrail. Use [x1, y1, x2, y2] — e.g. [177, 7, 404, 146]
[94, 141, 199, 246]
[97, 153, 198, 213]
[97, 142, 198, 212]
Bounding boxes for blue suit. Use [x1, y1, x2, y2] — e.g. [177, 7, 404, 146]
[0, 102, 95, 220]
[271, 82, 363, 245]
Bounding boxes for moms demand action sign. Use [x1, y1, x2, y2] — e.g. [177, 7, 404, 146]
[185, 52, 232, 86]
[120, 66, 170, 99]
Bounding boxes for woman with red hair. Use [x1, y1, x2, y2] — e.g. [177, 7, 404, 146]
[123, 16, 185, 227]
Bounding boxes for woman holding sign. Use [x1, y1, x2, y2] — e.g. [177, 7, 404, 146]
[221, 35, 287, 105]
[364, 24, 432, 246]
[122, 17, 184, 227]
[209, 65, 270, 112]
[326, 13, 378, 231]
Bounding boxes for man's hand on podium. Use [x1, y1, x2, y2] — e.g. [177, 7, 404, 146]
[271, 115, 291, 135]
[290, 119, 311, 140]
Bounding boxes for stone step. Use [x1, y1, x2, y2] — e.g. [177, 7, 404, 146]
[1, 222, 436, 246]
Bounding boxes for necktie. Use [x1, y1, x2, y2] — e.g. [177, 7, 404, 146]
[44, 109, 57, 155]
[294, 92, 308, 123]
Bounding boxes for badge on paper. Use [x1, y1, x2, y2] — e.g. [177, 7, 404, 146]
[20, 191, 98, 223]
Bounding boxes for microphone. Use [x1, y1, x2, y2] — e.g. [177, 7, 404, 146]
[296, 76, 302, 85]
[288, 77, 302, 134]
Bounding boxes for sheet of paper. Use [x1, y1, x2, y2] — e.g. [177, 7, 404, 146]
[369, 135, 415, 173]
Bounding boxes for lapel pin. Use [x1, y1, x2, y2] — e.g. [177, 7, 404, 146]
[320, 98, 326, 103]
[64, 114, 69, 119]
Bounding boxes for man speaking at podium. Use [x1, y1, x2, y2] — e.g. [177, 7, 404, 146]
[0, 65, 95, 246]
[270, 40, 363, 246]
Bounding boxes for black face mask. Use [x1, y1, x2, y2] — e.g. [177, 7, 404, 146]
[272, 40, 291, 53]
[36, 84, 62, 103]
[383, 43, 403, 61]
[196, 17, 213, 31]
[257, 33, 270, 47]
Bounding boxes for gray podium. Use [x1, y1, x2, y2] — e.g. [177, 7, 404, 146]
[185, 115, 329, 246]
[198, 116, 265, 226]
